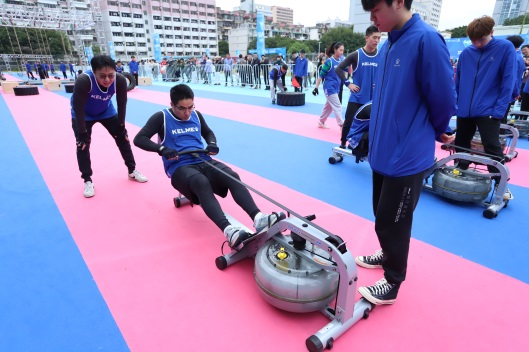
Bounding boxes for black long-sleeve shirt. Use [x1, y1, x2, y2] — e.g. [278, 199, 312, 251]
[133, 109, 216, 153]
[71, 73, 128, 133]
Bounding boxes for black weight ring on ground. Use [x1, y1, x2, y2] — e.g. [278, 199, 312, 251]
[277, 91, 305, 106]
[64, 84, 75, 93]
[13, 86, 39, 96]
[122, 72, 136, 91]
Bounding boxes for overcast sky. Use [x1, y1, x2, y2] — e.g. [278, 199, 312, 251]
[215, 0, 497, 30]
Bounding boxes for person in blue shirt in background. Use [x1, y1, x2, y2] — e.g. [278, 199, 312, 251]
[128, 56, 139, 86]
[71, 55, 147, 198]
[293, 49, 308, 92]
[505, 35, 525, 120]
[25, 61, 36, 80]
[454, 16, 516, 200]
[69, 62, 76, 78]
[313, 42, 346, 129]
[116, 60, 124, 74]
[60, 62, 67, 79]
[354, 0, 457, 305]
[269, 64, 288, 104]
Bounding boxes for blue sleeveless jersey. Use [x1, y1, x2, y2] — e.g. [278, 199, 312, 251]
[160, 109, 211, 177]
[71, 70, 117, 121]
[349, 49, 379, 104]
[322, 56, 345, 96]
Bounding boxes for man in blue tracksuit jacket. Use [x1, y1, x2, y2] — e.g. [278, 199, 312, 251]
[293, 49, 308, 92]
[355, 0, 457, 306]
[454, 16, 516, 200]
[505, 35, 525, 120]
[128, 56, 139, 86]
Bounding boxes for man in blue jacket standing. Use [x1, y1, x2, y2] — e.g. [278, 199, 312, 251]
[454, 16, 516, 200]
[128, 56, 139, 86]
[355, 0, 457, 305]
[293, 49, 308, 92]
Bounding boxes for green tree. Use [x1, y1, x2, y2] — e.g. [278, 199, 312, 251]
[0, 27, 71, 58]
[503, 14, 528, 26]
[287, 42, 312, 56]
[449, 26, 468, 39]
[92, 44, 101, 55]
[218, 40, 229, 56]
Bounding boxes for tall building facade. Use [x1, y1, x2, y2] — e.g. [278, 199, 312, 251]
[493, 0, 529, 25]
[271, 6, 293, 24]
[100, 0, 218, 60]
[349, 0, 443, 33]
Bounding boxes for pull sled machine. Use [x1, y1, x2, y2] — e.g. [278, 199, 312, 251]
[173, 149, 374, 352]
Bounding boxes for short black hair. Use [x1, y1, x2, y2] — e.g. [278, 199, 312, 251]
[170, 84, 194, 105]
[522, 44, 529, 50]
[90, 55, 116, 72]
[506, 35, 524, 49]
[281, 64, 289, 71]
[362, 0, 413, 11]
[366, 25, 380, 36]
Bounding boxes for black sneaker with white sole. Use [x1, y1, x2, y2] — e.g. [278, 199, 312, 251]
[358, 278, 399, 305]
[355, 249, 383, 269]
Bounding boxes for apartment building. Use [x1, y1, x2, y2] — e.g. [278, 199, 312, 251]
[271, 6, 293, 25]
[100, 0, 218, 60]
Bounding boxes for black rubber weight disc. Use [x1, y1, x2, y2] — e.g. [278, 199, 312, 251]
[13, 86, 39, 96]
[64, 84, 75, 93]
[277, 92, 305, 106]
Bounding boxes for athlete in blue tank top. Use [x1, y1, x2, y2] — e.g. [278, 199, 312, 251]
[134, 84, 280, 250]
[313, 42, 346, 129]
[70, 55, 147, 198]
[336, 25, 381, 148]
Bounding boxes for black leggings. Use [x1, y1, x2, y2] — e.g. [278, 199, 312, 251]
[171, 161, 260, 231]
[71, 116, 136, 181]
[340, 102, 363, 146]
[372, 170, 424, 285]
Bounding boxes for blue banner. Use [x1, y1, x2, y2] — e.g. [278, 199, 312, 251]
[84, 47, 94, 64]
[256, 12, 265, 57]
[107, 41, 116, 60]
[152, 33, 162, 62]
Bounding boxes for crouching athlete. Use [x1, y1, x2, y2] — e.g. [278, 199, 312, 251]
[134, 84, 278, 249]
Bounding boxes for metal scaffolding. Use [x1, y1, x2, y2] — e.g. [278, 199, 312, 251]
[0, 0, 106, 64]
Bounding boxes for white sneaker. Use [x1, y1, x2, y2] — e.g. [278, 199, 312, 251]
[253, 212, 280, 233]
[318, 121, 330, 129]
[128, 170, 148, 183]
[83, 181, 95, 198]
[224, 225, 250, 249]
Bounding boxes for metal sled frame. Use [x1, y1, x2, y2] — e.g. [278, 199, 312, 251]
[423, 152, 510, 219]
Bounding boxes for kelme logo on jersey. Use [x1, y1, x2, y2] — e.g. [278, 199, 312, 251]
[171, 127, 199, 134]
[362, 62, 378, 67]
[90, 94, 111, 101]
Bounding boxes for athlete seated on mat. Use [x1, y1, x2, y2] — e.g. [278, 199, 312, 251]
[133, 84, 278, 249]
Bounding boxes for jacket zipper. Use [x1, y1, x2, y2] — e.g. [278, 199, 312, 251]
[468, 50, 484, 117]
[370, 41, 392, 153]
